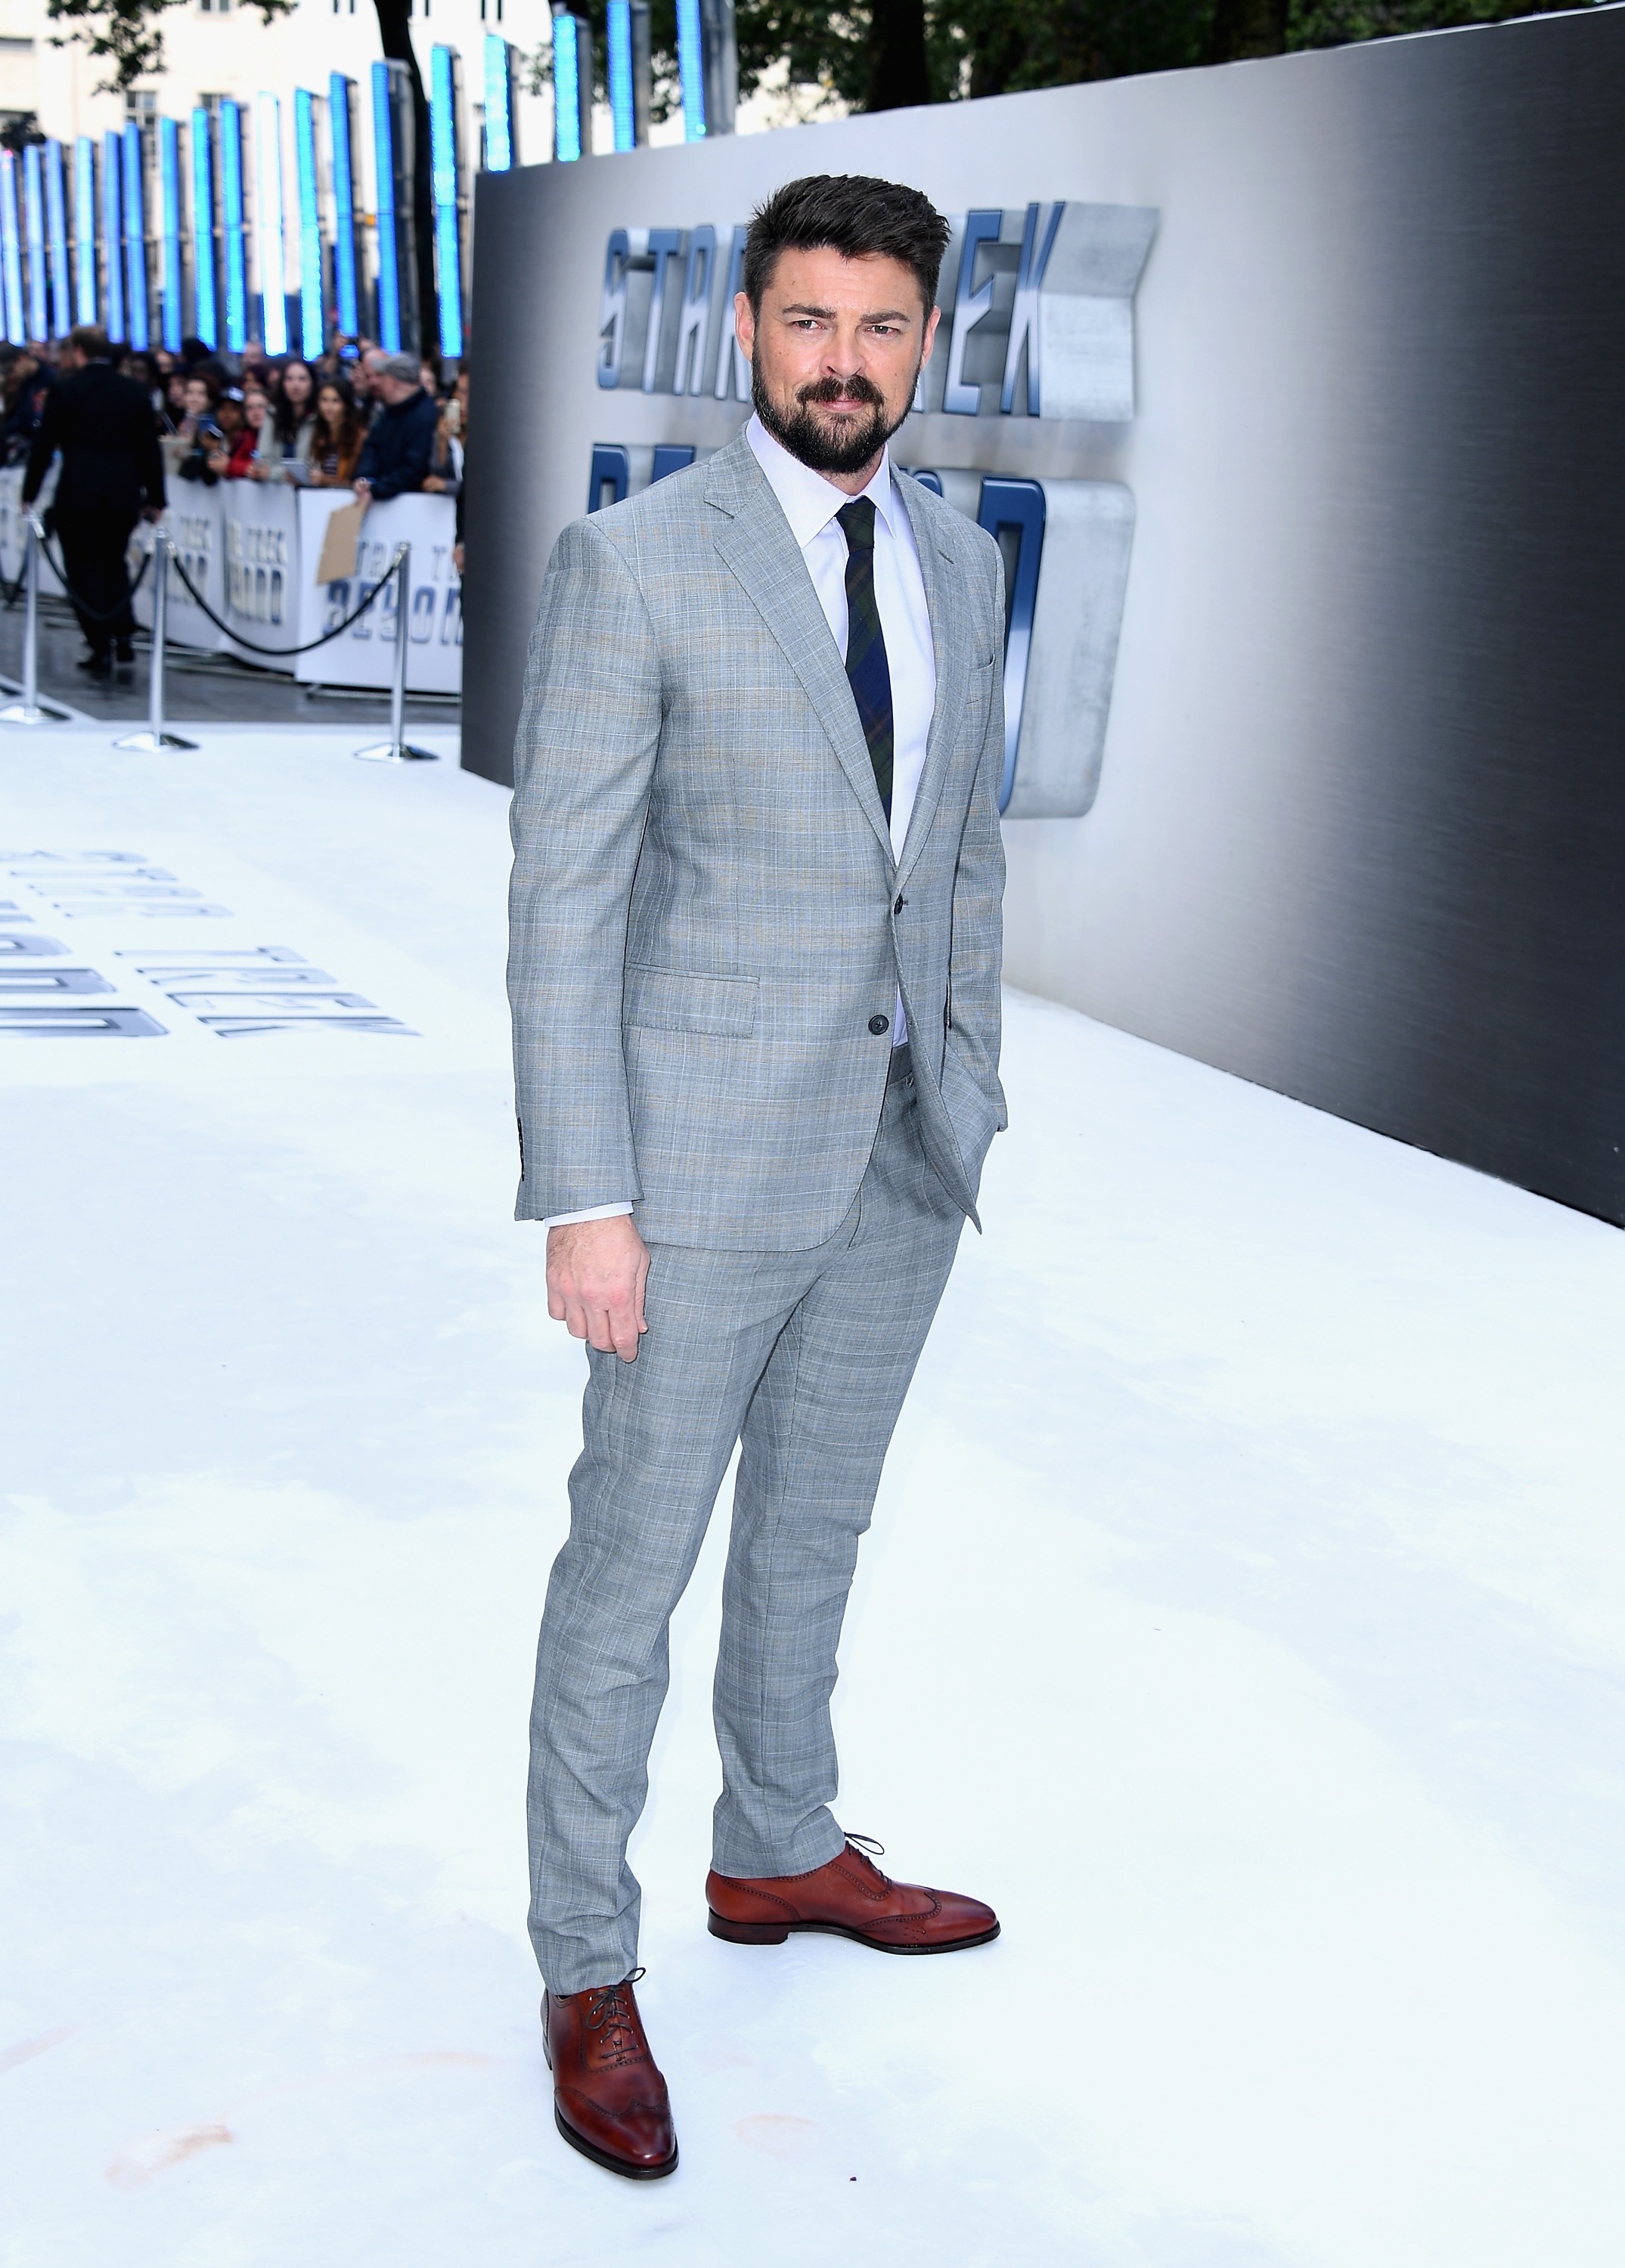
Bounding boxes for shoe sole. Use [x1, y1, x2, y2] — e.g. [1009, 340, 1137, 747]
[707, 1910, 1001, 1955]
[554, 2102, 678, 2180]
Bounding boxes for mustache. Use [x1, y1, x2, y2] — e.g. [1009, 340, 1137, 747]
[795, 373, 887, 408]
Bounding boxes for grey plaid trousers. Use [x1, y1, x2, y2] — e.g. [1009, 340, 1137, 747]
[526, 1053, 964, 1994]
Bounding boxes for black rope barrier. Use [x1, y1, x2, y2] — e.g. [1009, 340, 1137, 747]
[36, 537, 153, 624]
[162, 540, 406, 660]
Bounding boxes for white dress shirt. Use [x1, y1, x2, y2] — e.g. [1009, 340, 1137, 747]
[544, 417, 937, 1232]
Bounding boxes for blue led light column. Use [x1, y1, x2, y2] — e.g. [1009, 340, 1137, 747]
[122, 121, 150, 349]
[678, 0, 736, 139]
[23, 144, 46, 339]
[429, 46, 463, 359]
[371, 59, 419, 352]
[254, 94, 288, 355]
[607, 1, 631, 147]
[551, 11, 592, 163]
[606, 0, 649, 151]
[101, 130, 125, 341]
[190, 109, 217, 349]
[370, 62, 398, 347]
[44, 140, 70, 336]
[220, 100, 247, 351]
[482, 36, 516, 171]
[328, 75, 360, 338]
[73, 137, 96, 323]
[0, 155, 23, 347]
[675, 0, 702, 138]
[293, 89, 324, 359]
[158, 117, 183, 354]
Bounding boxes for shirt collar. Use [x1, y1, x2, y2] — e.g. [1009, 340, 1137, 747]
[746, 413, 903, 548]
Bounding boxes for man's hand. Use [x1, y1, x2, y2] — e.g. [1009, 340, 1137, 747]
[547, 1215, 650, 1362]
[352, 477, 372, 499]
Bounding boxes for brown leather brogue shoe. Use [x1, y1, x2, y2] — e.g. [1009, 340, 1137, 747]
[706, 1836, 1000, 1955]
[542, 1969, 678, 2180]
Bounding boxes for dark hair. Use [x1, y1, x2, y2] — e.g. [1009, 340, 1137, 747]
[69, 324, 112, 361]
[272, 359, 314, 445]
[313, 371, 367, 463]
[743, 175, 950, 315]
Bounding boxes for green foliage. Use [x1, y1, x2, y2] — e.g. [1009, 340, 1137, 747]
[733, 0, 1608, 105]
[45, 0, 293, 95]
[929, 0, 1211, 98]
[1286, 0, 1588, 49]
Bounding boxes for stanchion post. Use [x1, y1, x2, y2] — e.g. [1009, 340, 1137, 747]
[354, 542, 438, 762]
[115, 525, 197, 752]
[0, 512, 70, 726]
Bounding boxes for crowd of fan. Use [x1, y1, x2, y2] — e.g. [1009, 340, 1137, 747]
[2, 334, 467, 519]
[3, 330, 467, 680]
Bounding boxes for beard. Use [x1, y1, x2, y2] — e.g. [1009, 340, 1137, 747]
[752, 360, 919, 477]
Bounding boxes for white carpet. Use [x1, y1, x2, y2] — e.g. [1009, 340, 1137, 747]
[3, 725, 1623, 2266]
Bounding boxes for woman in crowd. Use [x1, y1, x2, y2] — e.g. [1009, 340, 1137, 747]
[226, 386, 270, 478]
[307, 375, 369, 488]
[175, 376, 229, 483]
[164, 369, 191, 431]
[254, 360, 317, 480]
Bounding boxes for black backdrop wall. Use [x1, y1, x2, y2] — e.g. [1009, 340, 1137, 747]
[464, 11, 1625, 1226]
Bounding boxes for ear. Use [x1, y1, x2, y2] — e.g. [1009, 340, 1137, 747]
[919, 302, 941, 367]
[733, 291, 756, 364]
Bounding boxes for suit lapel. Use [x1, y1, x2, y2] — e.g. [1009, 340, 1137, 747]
[895, 472, 970, 891]
[707, 438, 895, 867]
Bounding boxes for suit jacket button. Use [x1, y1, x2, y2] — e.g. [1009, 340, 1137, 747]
[868, 1013, 890, 1035]
[893, 895, 904, 915]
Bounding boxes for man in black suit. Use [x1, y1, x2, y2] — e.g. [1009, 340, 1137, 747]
[23, 326, 165, 680]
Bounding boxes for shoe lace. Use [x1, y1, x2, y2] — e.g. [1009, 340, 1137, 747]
[585, 1966, 645, 2056]
[845, 1833, 891, 1885]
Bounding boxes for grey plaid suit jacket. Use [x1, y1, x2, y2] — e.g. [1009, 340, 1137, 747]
[507, 428, 1007, 1252]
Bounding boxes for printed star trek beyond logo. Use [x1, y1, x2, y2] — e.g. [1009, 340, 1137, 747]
[590, 203, 1158, 823]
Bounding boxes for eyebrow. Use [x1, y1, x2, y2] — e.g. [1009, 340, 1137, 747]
[780, 302, 913, 323]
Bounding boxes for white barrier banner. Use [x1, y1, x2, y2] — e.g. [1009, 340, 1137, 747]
[132, 485, 228, 653]
[219, 481, 302, 668]
[293, 490, 461, 695]
[0, 464, 67, 602]
[2, 459, 461, 692]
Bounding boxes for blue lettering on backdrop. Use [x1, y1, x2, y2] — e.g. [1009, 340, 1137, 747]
[594, 200, 1154, 420]
[973, 478, 1046, 810]
[943, 211, 1001, 416]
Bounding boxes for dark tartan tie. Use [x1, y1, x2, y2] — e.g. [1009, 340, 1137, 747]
[836, 497, 894, 822]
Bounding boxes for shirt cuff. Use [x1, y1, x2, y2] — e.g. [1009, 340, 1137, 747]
[541, 1201, 635, 1232]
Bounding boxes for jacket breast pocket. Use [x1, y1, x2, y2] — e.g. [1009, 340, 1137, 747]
[622, 964, 758, 1039]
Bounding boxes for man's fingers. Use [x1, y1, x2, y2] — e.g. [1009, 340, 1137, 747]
[545, 1217, 650, 1360]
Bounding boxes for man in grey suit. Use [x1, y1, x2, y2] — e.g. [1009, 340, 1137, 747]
[508, 174, 1007, 2181]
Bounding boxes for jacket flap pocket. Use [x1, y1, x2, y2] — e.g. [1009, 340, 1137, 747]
[622, 964, 758, 1039]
